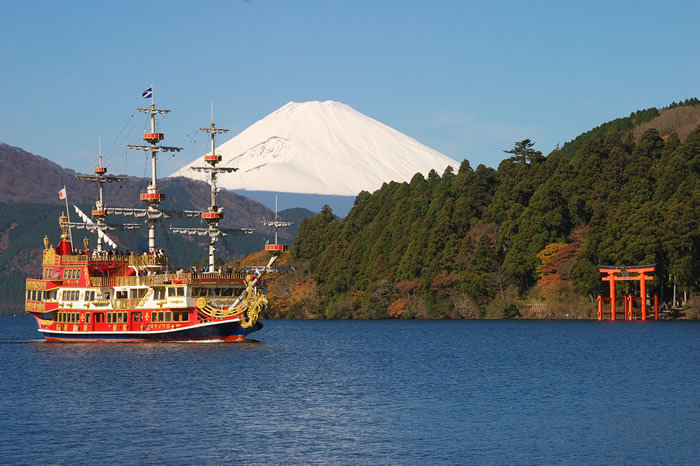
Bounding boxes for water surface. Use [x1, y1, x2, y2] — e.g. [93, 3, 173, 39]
[1, 316, 698, 464]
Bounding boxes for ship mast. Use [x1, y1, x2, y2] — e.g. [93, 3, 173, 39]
[127, 96, 183, 252]
[262, 195, 293, 251]
[188, 111, 238, 271]
[75, 138, 129, 251]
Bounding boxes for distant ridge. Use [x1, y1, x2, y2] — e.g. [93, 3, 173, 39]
[0, 143, 298, 236]
[171, 100, 460, 196]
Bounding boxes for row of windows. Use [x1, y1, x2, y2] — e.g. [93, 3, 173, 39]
[57, 312, 81, 323]
[42, 268, 83, 280]
[153, 287, 185, 300]
[27, 290, 58, 302]
[54, 310, 190, 325]
[27, 289, 44, 301]
[107, 312, 128, 323]
[32, 285, 243, 303]
[62, 290, 80, 301]
[64, 269, 82, 280]
[191, 287, 236, 297]
[56, 290, 98, 302]
[152, 310, 189, 322]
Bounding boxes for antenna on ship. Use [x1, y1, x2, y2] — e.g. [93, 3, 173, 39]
[126, 88, 183, 253]
[170, 108, 253, 272]
[262, 195, 293, 252]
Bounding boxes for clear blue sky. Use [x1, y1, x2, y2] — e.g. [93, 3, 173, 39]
[1, 0, 698, 181]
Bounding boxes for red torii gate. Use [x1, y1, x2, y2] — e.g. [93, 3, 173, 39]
[597, 265, 658, 321]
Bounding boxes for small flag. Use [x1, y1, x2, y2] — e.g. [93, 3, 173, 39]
[58, 188, 66, 200]
[142, 87, 153, 99]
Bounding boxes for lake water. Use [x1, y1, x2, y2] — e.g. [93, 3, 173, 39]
[1, 315, 698, 464]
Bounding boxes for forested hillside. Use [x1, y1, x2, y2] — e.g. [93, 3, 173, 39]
[279, 101, 699, 319]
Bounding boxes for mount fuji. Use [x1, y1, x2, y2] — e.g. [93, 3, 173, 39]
[170, 101, 459, 198]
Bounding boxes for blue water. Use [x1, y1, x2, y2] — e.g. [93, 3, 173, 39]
[0, 316, 698, 464]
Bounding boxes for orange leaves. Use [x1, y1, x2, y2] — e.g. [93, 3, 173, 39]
[536, 226, 589, 295]
[388, 298, 407, 318]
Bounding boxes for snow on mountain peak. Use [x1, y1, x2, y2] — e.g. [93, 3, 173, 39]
[170, 100, 459, 196]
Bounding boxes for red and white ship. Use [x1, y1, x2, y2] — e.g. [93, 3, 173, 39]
[25, 95, 276, 342]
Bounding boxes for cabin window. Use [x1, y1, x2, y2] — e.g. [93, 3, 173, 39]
[158, 311, 164, 322]
[86, 313, 90, 324]
[181, 310, 189, 321]
[116, 290, 127, 299]
[168, 287, 176, 297]
[165, 311, 172, 321]
[95, 312, 104, 323]
[76, 270, 81, 279]
[132, 312, 142, 323]
[221, 288, 234, 297]
[176, 287, 184, 297]
[154, 288, 165, 300]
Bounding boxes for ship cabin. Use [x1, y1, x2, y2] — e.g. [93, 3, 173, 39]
[26, 238, 256, 334]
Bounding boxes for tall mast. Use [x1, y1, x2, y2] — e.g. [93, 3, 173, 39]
[262, 195, 293, 251]
[127, 94, 182, 252]
[76, 138, 128, 251]
[169, 107, 254, 271]
[192, 113, 237, 270]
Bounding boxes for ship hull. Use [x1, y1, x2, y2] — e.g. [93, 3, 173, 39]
[38, 319, 263, 343]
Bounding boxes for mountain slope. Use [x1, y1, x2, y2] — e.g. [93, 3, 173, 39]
[171, 100, 459, 196]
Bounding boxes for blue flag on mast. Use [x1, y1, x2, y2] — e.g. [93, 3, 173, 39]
[142, 88, 153, 99]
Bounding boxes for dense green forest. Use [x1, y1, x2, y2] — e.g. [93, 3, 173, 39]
[287, 103, 699, 319]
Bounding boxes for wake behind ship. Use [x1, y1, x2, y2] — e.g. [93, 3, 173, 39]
[24, 91, 277, 342]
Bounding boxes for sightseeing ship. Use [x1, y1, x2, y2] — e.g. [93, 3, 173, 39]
[24, 94, 276, 342]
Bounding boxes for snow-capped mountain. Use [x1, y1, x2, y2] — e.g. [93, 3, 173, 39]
[170, 100, 459, 196]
